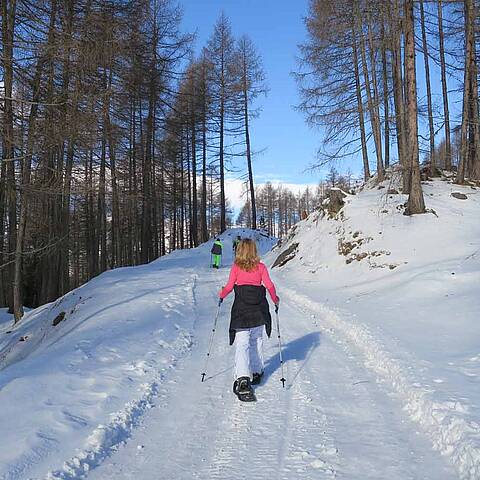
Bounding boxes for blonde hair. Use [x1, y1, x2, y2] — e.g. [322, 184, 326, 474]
[234, 238, 260, 272]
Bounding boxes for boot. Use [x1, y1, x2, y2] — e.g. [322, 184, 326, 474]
[233, 376, 256, 402]
[251, 371, 264, 385]
[233, 376, 252, 395]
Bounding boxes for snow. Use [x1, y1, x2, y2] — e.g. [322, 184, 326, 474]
[0, 181, 479, 480]
[265, 176, 480, 479]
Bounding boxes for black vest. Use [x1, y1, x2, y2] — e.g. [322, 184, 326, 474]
[211, 243, 222, 255]
[229, 284, 272, 345]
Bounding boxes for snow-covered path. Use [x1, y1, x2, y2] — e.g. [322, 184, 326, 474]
[1, 227, 470, 479]
[87, 262, 456, 480]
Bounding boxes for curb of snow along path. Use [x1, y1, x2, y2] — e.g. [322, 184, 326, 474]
[282, 288, 480, 480]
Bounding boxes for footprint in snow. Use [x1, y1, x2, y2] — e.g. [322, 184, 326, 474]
[310, 457, 337, 475]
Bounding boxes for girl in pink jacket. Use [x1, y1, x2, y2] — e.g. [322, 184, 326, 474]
[219, 238, 279, 400]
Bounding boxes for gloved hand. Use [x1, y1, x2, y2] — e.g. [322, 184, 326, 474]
[274, 297, 280, 313]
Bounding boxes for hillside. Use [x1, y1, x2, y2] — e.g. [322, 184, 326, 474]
[0, 230, 275, 480]
[266, 175, 480, 479]
[0, 180, 479, 479]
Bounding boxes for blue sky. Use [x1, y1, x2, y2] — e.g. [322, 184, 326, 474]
[179, 0, 328, 194]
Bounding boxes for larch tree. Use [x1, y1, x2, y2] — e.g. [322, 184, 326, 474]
[233, 35, 268, 230]
[403, 0, 425, 214]
[457, 0, 480, 183]
[206, 13, 237, 233]
[437, 0, 452, 171]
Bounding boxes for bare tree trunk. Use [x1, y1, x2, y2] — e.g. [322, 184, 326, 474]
[180, 138, 185, 250]
[219, 90, 226, 232]
[359, 15, 384, 182]
[190, 103, 199, 246]
[186, 129, 193, 248]
[367, 18, 385, 181]
[200, 57, 209, 243]
[242, 76, 257, 230]
[171, 154, 177, 252]
[59, 0, 78, 295]
[98, 104, 107, 272]
[0, 161, 6, 307]
[201, 106, 208, 242]
[13, 16, 51, 321]
[470, 51, 480, 181]
[404, 0, 425, 214]
[466, 0, 480, 181]
[390, 0, 408, 188]
[381, 22, 390, 169]
[86, 148, 97, 278]
[352, 23, 370, 181]
[142, 88, 155, 262]
[160, 149, 166, 256]
[419, 0, 436, 176]
[457, 0, 475, 184]
[2, 0, 17, 312]
[437, 0, 452, 170]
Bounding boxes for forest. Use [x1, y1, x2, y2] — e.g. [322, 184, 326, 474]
[0, 0, 265, 319]
[1, 0, 480, 321]
[296, 0, 480, 193]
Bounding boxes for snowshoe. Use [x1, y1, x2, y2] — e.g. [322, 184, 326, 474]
[251, 371, 264, 385]
[233, 376, 256, 402]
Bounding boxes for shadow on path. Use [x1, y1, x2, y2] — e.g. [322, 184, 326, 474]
[263, 331, 321, 389]
[201, 332, 321, 389]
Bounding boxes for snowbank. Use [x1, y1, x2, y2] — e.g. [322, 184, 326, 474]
[267, 176, 480, 479]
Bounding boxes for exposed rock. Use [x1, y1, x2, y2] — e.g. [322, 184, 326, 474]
[451, 192, 467, 200]
[326, 189, 347, 218]
[52, 311, 66, 326]
[387, 188, 399, 194]
[272, 242, 299, 268]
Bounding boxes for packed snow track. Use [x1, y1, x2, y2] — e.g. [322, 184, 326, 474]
[86, 256, 455, 479]
[0, 229, 467, 479]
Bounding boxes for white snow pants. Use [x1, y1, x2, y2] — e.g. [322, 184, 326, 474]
[234, 325, 264, 380]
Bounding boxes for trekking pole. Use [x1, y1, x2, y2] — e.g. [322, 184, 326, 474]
[201, 299, 223, 382]
[275, 304, 286, 388]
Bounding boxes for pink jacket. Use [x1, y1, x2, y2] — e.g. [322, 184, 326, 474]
[219, 262, 279, 304]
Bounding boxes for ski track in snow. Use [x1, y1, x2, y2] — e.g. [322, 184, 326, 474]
[40, 276, 198, 480]
[282, 286, 480, 480]
[86, 270, 342, 480]
[84, 264, 455, 480]
[1, 228, 469, 480]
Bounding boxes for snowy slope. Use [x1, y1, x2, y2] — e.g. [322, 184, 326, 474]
[0, 180, 476, 480]
[266, 175, 480, 479]
[0, 229, 274, 480]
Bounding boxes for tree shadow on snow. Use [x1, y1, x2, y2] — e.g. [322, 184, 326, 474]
[262, 331, 321, 389]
